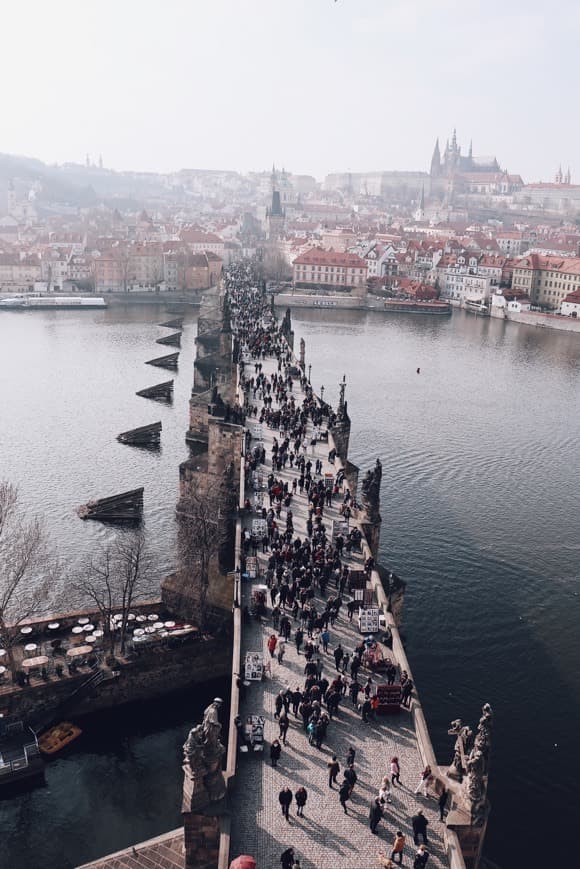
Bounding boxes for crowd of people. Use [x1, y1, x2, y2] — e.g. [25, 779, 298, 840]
[227, 267, 445, 869]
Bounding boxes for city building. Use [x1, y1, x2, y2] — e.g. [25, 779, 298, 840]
[511, 253, 580, 308]
[293, 248, 367, 295]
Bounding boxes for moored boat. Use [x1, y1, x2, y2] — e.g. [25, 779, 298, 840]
[380, 299, 452, 315]
[0, 295, 107, 309]
[38, 721, 82, 755]
[0, 719, 44, 785]
[464, 298, 490, 316]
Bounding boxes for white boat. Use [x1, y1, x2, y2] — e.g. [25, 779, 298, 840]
[0, 295, 107, 310]
[464, 299, 490, 316]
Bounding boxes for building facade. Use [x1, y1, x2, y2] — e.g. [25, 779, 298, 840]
[293, 249, 368, 296]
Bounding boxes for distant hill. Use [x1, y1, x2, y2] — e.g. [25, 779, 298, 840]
[0, 152, 170, 207]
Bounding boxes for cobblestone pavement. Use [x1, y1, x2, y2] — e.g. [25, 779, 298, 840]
[229, 356, 448, 869]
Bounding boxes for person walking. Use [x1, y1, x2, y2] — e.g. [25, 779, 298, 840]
[279, 786, 293, 821]
[413, 845, 429, 868]
[327, 755, 340, 788]
[391, 756, 401, 786]
[295, 786, 308, 817]
[280, 846, 295, 869]
[277, 641, 286, 665]
[270, 739, 282, 768]
[321, 628, 330, 653]
[339, 779, 350, 814]
[379, 775, 392, 804]
[411, 810, 429, 845]
[361, 697, 372, 723]
[279, 708, 290, 744]
[268, 634, 278, 658]
[414, 765, 432, 797]
[295, 627, 304, 654]
[344, 763, 357, 796]
[401, 678, 414, 707]
[346, 746, 356, 767]
[369, 797, 383, 834]
[391, 831, 406, 865]
[333, 643, 343, 671]
[438, 787, 448, 821]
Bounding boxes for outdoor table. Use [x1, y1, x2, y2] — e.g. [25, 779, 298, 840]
[144, 626, 156, 634]
[153, 622, 164, 630]
[22, 655, 49, 670]
[133, 629, 145, 637]
[72, 626, 84, 635]
[93, 630, 104, 638]
[78, 617, 90, 626]
[0, 665, 6, 680]
[164, 621, 176, 629]
[66, 645, 93, 658]
[85, 635, 97, 643]
[24, 643, 38, 656]
[83, 624, 95, 632]
[47, 622, 60, 631]
[0, 649, 6, 658]
[113, 613, 123, 622]
[127, 614, 136, 622]
[20, 626, 33, 636]
[133, 634, 150, 644]
[147, 614, 159, 622]
[136, 615, 147, 623]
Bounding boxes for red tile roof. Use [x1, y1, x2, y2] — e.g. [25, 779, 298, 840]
[293, 248, 366, 267]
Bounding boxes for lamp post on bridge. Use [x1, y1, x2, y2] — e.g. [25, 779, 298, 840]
[320, 385, 325, 403]
[308, 364, 311, 384]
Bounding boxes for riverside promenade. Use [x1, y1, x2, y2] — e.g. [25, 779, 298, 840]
[228, 352, 449, 869]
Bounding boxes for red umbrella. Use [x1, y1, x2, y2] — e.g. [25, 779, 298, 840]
[229, 858, 256, 869]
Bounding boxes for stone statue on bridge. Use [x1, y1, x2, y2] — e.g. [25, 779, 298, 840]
[361, 459, 382, 521]
[182, 697, 226, 811]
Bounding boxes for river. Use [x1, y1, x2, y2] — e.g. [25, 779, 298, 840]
[1, 303, 579, 868]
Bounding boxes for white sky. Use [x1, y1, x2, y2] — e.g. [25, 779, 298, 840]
[1, 0, 577, 182]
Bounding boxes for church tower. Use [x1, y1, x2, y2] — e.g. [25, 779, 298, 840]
[430, 139, 441, 178]
[266, 164, 285, 241]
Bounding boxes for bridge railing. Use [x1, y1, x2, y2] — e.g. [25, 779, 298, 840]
[218, 361, 245, 869]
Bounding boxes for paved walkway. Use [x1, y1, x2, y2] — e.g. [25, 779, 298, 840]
[229, 355, 448, 869]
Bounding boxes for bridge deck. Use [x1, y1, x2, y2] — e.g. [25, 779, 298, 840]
[229, 356, 449, 869]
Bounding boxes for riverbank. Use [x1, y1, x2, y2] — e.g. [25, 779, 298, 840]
[273, 291, 451, 315]
[0, 289, 209, 307]
[0, 603, 231, 724]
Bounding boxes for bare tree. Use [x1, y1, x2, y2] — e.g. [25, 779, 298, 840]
[76, 531, 153, 662]
[0, 481, 49, 676]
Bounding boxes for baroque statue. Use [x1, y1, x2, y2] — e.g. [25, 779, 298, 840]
[361, 459, 382, 520]
[182, 697, 226, 810]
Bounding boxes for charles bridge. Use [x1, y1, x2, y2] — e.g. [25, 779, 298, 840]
[2, 270, 491, 869]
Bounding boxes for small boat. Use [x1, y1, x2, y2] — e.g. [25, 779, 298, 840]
[38, 722, 82, 756]
[464, 299, 490, 316]
[0, 719, 44, 786]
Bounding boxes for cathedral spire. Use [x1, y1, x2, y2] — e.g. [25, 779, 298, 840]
[430, 138, 441, 177]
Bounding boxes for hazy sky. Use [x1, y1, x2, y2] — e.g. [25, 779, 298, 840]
[2, 0, 578, 182]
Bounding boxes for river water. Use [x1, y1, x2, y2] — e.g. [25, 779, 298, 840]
[1, 304, 579, 868]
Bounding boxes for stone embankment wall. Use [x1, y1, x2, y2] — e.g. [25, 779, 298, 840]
[2, 637, 231, 722]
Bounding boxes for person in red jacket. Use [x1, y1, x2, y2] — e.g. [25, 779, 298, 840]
[267, 634, 278, 657]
